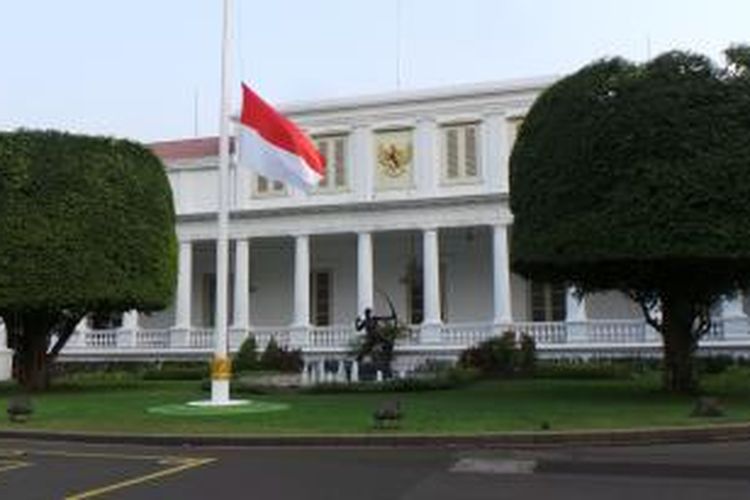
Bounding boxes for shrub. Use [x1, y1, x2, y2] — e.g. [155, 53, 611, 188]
[698, 355, 735, 375]
[233, 335, 259, 372]
[259, 338, 303, 373]
[518, 334, 536, 376]
[459, 332, 524, 377]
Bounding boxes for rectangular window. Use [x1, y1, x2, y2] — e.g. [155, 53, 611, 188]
[314, 134, 348, 193]
[310, 270, 332, 326]
[442, 123, 480, 183]
[530, 281, 566, 322]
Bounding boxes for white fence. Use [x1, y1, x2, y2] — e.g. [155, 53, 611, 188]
[57, 317, 750, 361]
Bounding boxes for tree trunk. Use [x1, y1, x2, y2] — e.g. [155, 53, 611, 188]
[16, 332, 51, 391]
[660, 289, 698, 394]
[8, 312, 55, 392]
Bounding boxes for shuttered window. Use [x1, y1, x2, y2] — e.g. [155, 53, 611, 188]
[530, 282, 566, 322]
[310, 270, 332, 326]
[314, 134, 348, 193]
[442, 123, 480, 182]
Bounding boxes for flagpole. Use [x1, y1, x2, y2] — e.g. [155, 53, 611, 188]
[212, 0, 233, 404]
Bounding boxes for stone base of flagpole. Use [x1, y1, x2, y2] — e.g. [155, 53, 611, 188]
[188, 357, 249, 407]
[189, 380, 249, 407]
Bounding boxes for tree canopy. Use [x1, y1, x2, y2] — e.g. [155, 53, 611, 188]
[0, 130, 177, 387]
[509, 47, 750, 392]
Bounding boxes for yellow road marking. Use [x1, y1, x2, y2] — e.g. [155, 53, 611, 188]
[65, 457, 215, 500]
[0, 448, 215, 500]
[0, 459, 31, 473]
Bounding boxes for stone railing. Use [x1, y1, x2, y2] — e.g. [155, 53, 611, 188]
[309, 325, 355, 348]
[57, 317, 750, 360]
[587, 319, 647, 343]
[512, 321, 568, 344]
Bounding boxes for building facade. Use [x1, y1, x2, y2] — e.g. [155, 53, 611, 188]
[3, 77, 747, 376]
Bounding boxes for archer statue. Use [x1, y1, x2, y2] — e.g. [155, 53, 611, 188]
[354, 296, 403, 378]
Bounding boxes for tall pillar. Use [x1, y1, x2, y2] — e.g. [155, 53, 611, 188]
[119, 309, 139, 348]
[565, 287, 587, 322]
[293, 235, 311, 328]
[233, 238, 250, 327]
[565, 286, 588, 343]
[357, 232, 374, 315]
[722, 291, 748, 339]
[492, 225, 512, 324]
[122, 310, 139, 330]
[171, 240, 193, 349]
[0, 319, 11, 381]
[175, 241, 193, 329]
[232, 238, 251, 349]
[422, 228, 441, 343]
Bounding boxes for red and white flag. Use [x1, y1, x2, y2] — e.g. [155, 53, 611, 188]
[237, 83, 325, 191]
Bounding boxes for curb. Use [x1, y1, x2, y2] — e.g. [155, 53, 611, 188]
[2, 423, 750, 449]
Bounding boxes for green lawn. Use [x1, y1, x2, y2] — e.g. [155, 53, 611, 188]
[1, 371, 750, 435]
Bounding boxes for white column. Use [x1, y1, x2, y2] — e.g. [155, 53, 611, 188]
[422, 228, 441, 326]
[722, 291, 748, 339]
[482, 112, 504, 192]
[357, 232, 374, 315]
[233, 238, 250, 329]
[565, 286, 588, 343]
[492, 225, 512, 324]
[353, 124, 374, 200]
[231, 238, 251, 350]
[722, 293, 746, 318]
[0, 319, 11, 381]
[122, 310, 139, 330]
[565, 287, 587, 322]
[294, 235, 311, 328]
[175, 241, 193, 329]
[119, 310, 139, 348]
[415, 117, 437, 196]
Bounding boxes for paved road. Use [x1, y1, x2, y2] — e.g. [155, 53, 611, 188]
[1, 439, 750, 499]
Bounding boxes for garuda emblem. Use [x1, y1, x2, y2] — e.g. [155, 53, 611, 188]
[377, 142, 412, 178]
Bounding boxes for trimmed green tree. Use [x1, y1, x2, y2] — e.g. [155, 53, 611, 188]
[0, 130, 177, 390]
[510, 46, 750, 393]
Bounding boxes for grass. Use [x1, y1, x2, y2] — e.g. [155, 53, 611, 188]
[1, 370, 750, 435]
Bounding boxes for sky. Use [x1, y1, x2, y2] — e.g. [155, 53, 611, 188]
[1, 0, 748, 143]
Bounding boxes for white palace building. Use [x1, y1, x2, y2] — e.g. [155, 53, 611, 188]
[2, 77, 750, 377]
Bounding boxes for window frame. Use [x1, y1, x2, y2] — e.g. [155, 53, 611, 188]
[313, 133, 350, 194]
[440, 121, 481, 185]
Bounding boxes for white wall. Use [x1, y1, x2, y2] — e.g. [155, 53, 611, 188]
[587, 291, 641, 320]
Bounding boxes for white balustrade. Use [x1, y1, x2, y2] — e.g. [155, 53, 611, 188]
[587, 320, 646, 344]
[136, 329, 171, 348]
[308, 326, 353, 348]
[189, 328, 215, 349]
[513, 322, 568, 344]
[439, 323, 494, 345]
[55, 316, 750, 359]
[252, 328, 291, 350]
[84, 329, 119, 349]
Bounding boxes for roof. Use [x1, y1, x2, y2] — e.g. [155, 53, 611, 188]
[149, 136, 234, 161]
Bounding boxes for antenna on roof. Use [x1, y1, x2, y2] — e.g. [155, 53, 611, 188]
[396, 0, 402, 90]
[193, 88, 199, 137]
